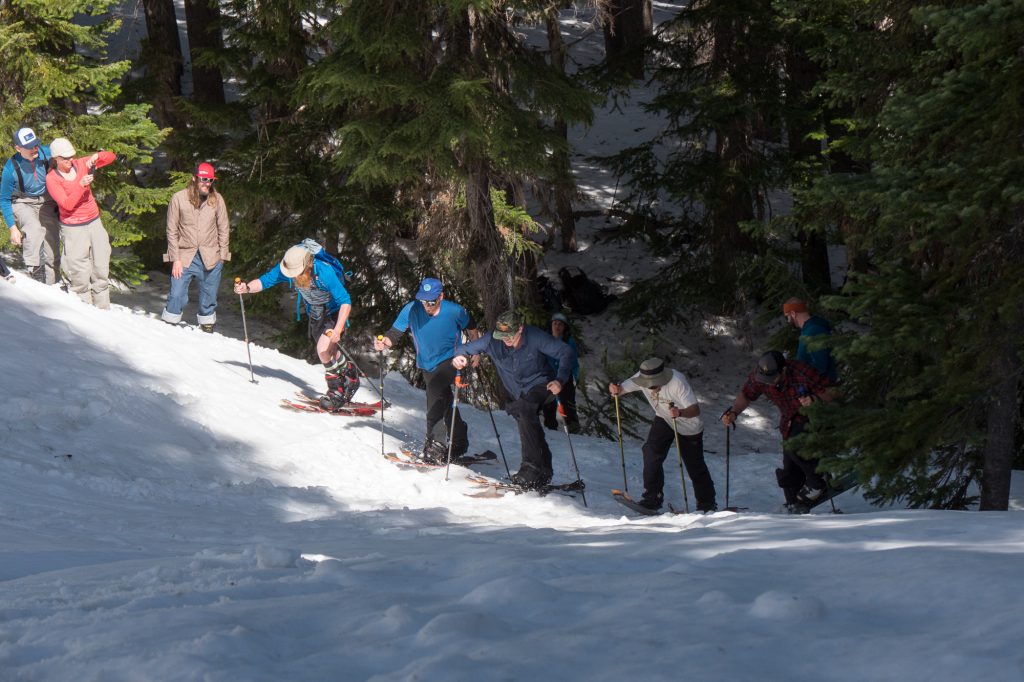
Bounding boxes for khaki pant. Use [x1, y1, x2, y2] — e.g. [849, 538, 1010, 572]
[61, 217, 111, 309]
[12, 197, 61, 284]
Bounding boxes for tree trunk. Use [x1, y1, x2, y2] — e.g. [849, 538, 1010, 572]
[545, 6, 577, 253]
[785, 40, 831, 293]
[465, 158, 510, 327]
[184, 0, 225, 104]
[979, 316, 1023, 510]
[602, 0, 652, 79]
[141, 0, 183, 127]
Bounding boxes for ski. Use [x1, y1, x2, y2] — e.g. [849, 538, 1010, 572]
[382, 450, 497, 470]
[465, 473, 585, 498]
[280, 399, 380, 417]
[611, 489, 661, 516]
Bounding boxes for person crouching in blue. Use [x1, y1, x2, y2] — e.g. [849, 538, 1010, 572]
[373, 277, 479, 461]
[451, 309, 573, 489]
[234, 244, 358, 409]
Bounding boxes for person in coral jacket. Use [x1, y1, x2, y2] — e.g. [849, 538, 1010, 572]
[44, 137, 115, 309]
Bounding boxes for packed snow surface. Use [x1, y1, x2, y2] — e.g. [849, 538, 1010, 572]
[1, 276, 1022, 682]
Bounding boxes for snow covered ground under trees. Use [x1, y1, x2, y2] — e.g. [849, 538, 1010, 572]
[1, 275, 1022, 682]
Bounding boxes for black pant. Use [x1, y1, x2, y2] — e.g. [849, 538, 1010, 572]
[642, 418, 716, 510]
[775, 419, 825, 504]
[423, 362, 468, 456]
[505, 383, 555, 479]
[542, 376, 579, 431]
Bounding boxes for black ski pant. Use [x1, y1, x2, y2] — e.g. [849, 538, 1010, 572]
[505, 383, 554, 481]
[542, 376, 579, 431]
[423, 361, 468, 457]
[642, 418, 716, 510]
[775, 419, 825, 504]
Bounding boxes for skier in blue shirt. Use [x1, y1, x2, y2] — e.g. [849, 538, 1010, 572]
[1, 127, 61, 283]
[235, 243, 358, 409]
[452, 309, 573, 489]
[374, 278, 479, 460]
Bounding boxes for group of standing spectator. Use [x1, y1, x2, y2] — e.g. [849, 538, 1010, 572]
[3, 125, 230, 324]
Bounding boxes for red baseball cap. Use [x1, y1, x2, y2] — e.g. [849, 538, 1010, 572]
[195, 162, 216, 180]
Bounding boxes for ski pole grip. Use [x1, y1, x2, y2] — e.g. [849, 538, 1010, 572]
[455, 370, 464, 387]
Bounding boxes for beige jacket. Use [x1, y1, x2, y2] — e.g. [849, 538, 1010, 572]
[163, 189, 231, 269]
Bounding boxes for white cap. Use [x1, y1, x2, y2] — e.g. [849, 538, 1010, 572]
[49, 137, 76, 158]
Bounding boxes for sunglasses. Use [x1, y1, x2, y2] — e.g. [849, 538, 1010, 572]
[197, 177, 215, 184]
[422, 299, 439, 307]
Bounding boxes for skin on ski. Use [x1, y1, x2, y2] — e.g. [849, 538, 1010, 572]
[610, 489, 661, 516]
[279, 399, 379, 417]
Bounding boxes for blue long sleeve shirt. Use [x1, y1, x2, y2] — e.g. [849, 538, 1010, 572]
[1, 145, 52, 228]
[390, 300, 475, 372]
[454, 325, 573, 400]
[258, 259, 351, 316]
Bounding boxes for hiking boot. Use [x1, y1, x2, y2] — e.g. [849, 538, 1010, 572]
[796, 482, 827, 505]
[637, 492, 664, 511]
[421, 439, 448, 464]
[785, 502, 811, 515]
[698, 503, 718, 514]
[200, 324, 215, 333]
[510, 468, 551, 490]
[318, 390, 349, 411]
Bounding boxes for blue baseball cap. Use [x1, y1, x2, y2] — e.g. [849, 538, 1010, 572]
[415, 277, 443, 301]
[13, 127, 39, 149]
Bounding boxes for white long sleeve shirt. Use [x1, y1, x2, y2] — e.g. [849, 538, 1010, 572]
[620, 369, 704, 436]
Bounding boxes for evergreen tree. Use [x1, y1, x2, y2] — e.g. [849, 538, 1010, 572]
[796, 0, 1024, 510]
[602, 0, 791, 326]
[301, 0, 595, 327]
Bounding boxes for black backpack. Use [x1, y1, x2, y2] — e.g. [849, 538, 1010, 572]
[558, 266, 612, 315]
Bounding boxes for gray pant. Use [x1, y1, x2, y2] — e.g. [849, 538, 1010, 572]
[61, 217, 111, 309]
[12, 197, 61, 284]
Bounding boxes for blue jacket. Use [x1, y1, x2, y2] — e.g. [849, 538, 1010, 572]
[390, 300, 474, 372]
[454, 325, 573, 400]
[258, 259, 351, 317]
[797, 315, 837, 382]
[547, 334, 580, 382]
[1, 145, 52, 228]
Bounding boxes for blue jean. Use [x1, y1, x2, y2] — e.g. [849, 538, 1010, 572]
[161, 253, 223, 324]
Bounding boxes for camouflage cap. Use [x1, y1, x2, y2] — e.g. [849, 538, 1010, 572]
[493, 309, 524, 340]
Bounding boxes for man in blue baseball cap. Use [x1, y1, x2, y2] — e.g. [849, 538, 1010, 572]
[374, 277, 480, 461]
[1, 127, 61, 283]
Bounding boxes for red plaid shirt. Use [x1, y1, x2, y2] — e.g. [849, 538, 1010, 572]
[741, 359, 832, 439]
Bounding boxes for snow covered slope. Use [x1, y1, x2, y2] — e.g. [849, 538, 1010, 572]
[1, 275, 1022, 682]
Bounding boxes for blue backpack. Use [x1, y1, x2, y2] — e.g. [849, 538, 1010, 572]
[299, 238, 351, 285]
[293, 238, 352, 320]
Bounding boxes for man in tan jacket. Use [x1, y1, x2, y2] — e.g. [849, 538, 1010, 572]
[160, 163, 230, 332]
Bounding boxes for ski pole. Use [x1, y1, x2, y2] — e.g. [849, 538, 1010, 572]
[476, 369, 511, 479]
[558, 397, 588, 507]
[444, 371, 464, 481]
[235, 278, 257, 383]
[725, 420, 731, 510]
[669, 402, 690, 514]
[337, 340, 384, 402]
[613, 393, 628, 493]
[377, 336, 387, 458]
